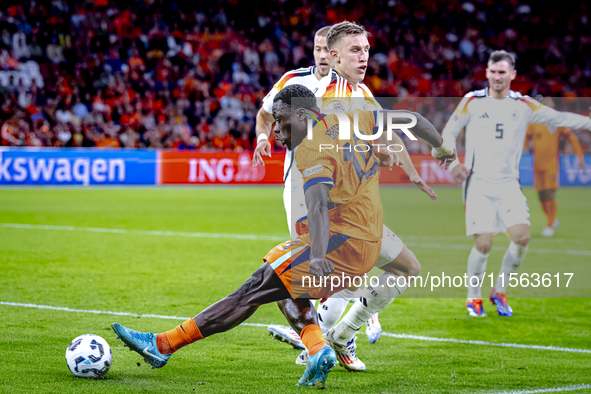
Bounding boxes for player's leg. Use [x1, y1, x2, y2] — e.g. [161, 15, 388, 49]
[317, 226, 404, 346]
[491, 182, 531, 316]
[113, 259, 336, 385]
[464, 179, 497, 316]
[324, 243, 419, 371]
[490, 223, 530, 316]
[540, 189, 558, 237]
[275, 298, 339, 386]
[112, 263, 292, 367]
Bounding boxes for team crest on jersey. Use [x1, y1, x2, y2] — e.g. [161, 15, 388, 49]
[303, 164, 324, 177]
[510, 110, 520, 120]
[333, 102, 345, 111]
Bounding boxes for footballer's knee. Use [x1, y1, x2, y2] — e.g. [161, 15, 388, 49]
[405, 251, 421, 278]
[474, 238, 492, 254]
[513, 233, 530, 247]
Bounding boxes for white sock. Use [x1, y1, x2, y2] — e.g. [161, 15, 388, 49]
[333, 272, 407, 344]
[467, 246, 489, 299]
[495, 241, 528, 293]
[317, 288, 355, 333]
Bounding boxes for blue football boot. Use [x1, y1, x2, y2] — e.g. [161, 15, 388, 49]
[490, 291, 513, 317]
[296, 346, 337, 387]
[112, 323, 171, 369]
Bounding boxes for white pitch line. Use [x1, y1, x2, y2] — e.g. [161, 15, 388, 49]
[2, 222, 589, 256]
[486, 384, 591, 394]
[1, 301, 590, 355]
[0, 223, 287, 242]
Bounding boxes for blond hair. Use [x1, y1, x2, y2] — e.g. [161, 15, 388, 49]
[326, 21, 369, 50]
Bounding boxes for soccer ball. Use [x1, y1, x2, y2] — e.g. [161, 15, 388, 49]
[65, 334, 112, 378]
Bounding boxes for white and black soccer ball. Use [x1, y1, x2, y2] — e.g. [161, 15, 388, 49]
[65, 334, 112, 378]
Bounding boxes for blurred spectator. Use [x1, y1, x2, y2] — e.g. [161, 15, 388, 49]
[0, 0, 589, 154]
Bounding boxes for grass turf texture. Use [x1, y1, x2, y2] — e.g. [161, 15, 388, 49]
[0, 186, 590, 393]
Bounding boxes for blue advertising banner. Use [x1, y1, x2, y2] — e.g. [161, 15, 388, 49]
[519, 154, 534, 186]
[0, 148, 156, 185]
[559, 154, 591, 186]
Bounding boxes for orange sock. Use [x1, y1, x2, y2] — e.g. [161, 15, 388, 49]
[546, 200, 558, 227]
[156, 318, 203, 354]
[300, 324, 326, 356]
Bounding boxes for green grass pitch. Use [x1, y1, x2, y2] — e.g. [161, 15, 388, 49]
[0, 186, 590, 393]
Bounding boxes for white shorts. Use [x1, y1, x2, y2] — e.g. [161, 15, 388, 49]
[375, 225, 405, 268]
[464, 178, 530, 236]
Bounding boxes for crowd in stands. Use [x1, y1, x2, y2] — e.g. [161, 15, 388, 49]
[0, 0, 590, 153]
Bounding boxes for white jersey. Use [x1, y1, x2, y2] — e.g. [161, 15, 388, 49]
[262, 66, 323, 238]
[261, 65, 322, 183]
[444, 88, 591, 183]
[262, 66, 321, 114]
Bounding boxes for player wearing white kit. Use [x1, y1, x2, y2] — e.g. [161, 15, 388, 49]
[256, 21, 455, 371]
[444, 50, 591, 317]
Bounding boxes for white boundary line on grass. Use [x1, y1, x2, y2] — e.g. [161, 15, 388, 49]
[2, 223, 591, 256]
[2, 301, 590, 355]
[486, 384, 591, 394]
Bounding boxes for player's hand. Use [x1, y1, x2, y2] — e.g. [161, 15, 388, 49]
[308, 258, 335, 279]
[451, 163, 469, 186]
[431, 141, 456, 170]
[409, 174, 438, 200]
[377, 147, 401, 170]
[252, 138, 272, 167]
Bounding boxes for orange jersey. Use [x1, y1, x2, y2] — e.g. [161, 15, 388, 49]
[294, 109, 383, 242]
[525, 124, 584, 173]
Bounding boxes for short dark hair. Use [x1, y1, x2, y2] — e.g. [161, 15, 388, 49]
[488, 50, 516, 69]
[326, 21, 369, 50]
[315, 26, 331, 38]
[273, 84, 317, 110]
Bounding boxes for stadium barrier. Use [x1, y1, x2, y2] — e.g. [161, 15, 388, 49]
[0, 148, 156, 185]
[0, 148, 589, 186]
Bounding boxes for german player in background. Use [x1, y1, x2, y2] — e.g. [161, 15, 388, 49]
[444, 50, 591, 318]
[524, 97, 587, 237]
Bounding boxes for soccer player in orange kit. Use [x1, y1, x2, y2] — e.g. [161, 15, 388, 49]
[524, 98, 586, 237]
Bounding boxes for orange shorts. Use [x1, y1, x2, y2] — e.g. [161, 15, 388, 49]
[534, 171, 559, 192]
[264, 232, 381, 299]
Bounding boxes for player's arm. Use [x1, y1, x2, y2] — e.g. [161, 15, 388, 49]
[297, 142, 336, 278]
[368, 111, 437, 199]
[382, 110, 455, 168]
[253, 72, 295, 167]
[382, 120, 440, 199]
[252, 107, 274, 166]
[304, 183, 334, 278]
[440, 97, 472, 185]
[528, 99, 591, 132]
[565, 130, 586, 170]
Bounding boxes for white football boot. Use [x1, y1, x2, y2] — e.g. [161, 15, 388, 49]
[365, 313, 382, 344]
[267, 326, 304, 350]
[295, 349, 309, 365]
[542, 219, 559, 237]
[322, 328, 366, 372]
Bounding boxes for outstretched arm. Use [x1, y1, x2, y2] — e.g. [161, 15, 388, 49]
[386, 111, 455, 169]
[304, 183, 334, 279]
[252, 108, 275, 167]
[566, 130, 586, 170]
